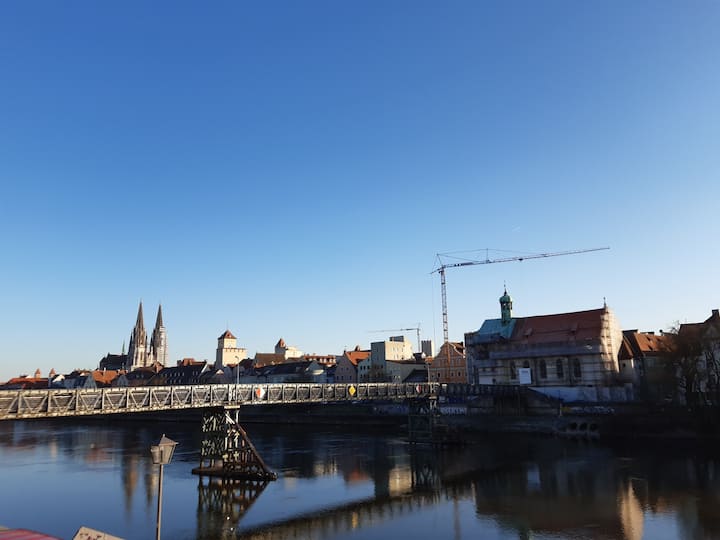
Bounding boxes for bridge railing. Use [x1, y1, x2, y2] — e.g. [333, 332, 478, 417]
[0, 382, 441, 420]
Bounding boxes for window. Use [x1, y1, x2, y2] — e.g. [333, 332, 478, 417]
[539, 359, 547, 379]
[573, 358, 582, 379]
[510, 361, 517, 379]
[556, 359, 564, 378]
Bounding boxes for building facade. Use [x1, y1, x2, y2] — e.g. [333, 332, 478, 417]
[334, 347, 370, 384]
[367, 336, 413, 381]
[465, 290, 625, 401]
[619, 330, 676, 400]
[429, 341, 466, 383]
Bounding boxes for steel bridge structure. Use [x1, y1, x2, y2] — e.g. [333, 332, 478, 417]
[0, 382, 454, 421]
[0, 382, 528, 481]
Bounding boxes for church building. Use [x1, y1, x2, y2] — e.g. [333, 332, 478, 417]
[128, 302, 168, 370]
[465, 289, 626, 402]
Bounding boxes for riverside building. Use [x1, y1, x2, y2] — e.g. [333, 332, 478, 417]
[465, 289, 628, 402]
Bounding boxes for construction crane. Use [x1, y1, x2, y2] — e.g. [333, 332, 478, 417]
[369, 325, 422, 353]
[432, 247, 610, 346]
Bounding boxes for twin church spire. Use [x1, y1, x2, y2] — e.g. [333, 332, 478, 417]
[128, 302, 167, 370]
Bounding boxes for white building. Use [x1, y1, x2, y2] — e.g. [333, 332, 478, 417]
[366, 336, 414, 381]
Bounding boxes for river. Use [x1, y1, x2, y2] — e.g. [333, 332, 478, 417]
[1, 418, 719, 539]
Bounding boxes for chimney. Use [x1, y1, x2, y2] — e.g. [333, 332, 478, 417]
[713, 309, 719, 318]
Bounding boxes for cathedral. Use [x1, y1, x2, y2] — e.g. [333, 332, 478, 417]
[98, 302, 168, 371]
[127, 302, 168, 370]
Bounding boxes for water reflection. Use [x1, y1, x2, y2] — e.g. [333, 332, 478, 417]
[196, 478, 269, 540]
[3, 419, 720, 540]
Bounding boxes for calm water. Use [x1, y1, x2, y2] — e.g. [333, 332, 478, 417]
[1, 418, 720, 540]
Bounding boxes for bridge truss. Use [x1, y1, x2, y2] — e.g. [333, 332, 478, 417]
[0, 382, 446, 421]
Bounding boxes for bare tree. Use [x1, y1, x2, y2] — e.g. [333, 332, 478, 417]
[701, 333, 720, 405]
[665, 322, 706, 408]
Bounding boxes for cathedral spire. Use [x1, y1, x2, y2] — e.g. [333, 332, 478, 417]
[128, 301, 148, 370]
[155, 304, 163, 328]
[135, 301, 145, 331]
[149, 303, 168, 368]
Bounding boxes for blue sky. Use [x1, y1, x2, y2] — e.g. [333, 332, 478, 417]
[1, 1, 718, 381]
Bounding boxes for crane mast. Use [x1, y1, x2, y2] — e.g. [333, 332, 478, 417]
[433, 247, 609, 346]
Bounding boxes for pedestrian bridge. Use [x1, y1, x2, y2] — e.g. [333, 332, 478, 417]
[0, 382, 529, 481]
[0, 382, 449, 420]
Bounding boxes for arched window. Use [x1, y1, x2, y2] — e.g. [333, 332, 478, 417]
[539, 359, 547, 379]
[510, 361, 517, 379]
[523, 360, 530, 368]
[573, 358, 582, 379]
[556, 359, 564, 378]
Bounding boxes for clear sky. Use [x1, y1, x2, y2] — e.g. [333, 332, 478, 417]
[1, 1, 718, 381]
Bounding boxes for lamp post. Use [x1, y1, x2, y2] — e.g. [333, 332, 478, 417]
[150, 434, 178, 540]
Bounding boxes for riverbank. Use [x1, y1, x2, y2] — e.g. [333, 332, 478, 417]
[16, 401, 720, 441]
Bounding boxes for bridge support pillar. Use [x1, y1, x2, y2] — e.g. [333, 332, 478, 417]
[408, 397, 438, 443]
[192, 407, 277, 481]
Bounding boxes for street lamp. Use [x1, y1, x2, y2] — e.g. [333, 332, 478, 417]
[150, 434, 178, 540]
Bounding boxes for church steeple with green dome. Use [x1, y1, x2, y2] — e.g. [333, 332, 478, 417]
[500, 287, 513, 325]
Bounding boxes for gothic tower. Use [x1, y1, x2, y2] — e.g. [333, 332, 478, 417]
[148, 304, 168, 368]
[128, 301, 148, 370]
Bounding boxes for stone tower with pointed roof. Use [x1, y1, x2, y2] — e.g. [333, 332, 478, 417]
[148, 304, 168, 367]
[274, 338, 303, 359]
[128, 301, 148, 370]
[215, 330, 248, 369]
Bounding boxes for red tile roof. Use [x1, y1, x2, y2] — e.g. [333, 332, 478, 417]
[633, 332, 675, 353]
[91, 370, 120, 385]
[621, 330, 676, 359]
[511, 308, 607, 344]
[254, 353, 287, 367]
[345, 350, 370, 366]
[2, 377, 48, 389]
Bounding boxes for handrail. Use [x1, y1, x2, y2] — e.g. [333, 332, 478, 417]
[0, 382, 442, 420]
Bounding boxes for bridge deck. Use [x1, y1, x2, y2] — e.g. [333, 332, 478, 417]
[0, 382, 529, 420]
[0, 383, 436, 420]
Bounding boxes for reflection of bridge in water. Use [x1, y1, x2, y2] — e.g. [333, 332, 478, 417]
[195, 436, 712, 540]
[0, 382, 544, 484]
[195, 449, 474, 540]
